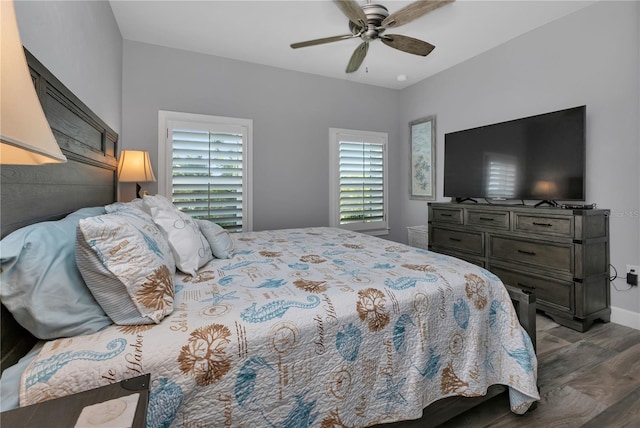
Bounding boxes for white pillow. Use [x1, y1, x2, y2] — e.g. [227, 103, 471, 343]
[196, 220, 235, 259]
[142, 195, 213, 275]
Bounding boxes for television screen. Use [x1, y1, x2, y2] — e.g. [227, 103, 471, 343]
[444, 105, 586, 202]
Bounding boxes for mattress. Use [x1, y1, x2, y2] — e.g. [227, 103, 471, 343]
[20, 227, 539, 427]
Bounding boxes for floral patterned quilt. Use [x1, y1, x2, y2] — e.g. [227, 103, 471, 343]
[20, 227, 539, 427]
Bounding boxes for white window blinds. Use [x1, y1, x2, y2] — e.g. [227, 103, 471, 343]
[159, 112, 252, 232]
[171, 129, 243, 231]
[339, 141, 385, 224]
[330, 129, 388, 234]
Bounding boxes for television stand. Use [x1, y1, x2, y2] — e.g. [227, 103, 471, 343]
[427, 202, 610, 332]
[534, 200, 558, 208]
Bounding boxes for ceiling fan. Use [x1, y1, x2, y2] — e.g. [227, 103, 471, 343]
[290, 0, 455, 73]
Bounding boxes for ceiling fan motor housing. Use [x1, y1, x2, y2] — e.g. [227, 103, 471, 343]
[349, 4, 389, 41]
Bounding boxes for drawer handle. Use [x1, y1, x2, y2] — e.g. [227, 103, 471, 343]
[479, 217, 495, 221]
[441, 214, 453, 217]
[449, 237, 462, 242]
[517, 249, 537, 256]
[517, 282, 536, 290]
[532, 222, 553, 227]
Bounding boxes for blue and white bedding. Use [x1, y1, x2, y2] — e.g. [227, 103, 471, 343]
[19, 227, 539, 427]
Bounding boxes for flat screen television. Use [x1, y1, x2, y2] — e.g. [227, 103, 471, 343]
[443, 105, 586, 203]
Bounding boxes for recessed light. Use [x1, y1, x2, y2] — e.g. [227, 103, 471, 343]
[397, 74, 407, 82]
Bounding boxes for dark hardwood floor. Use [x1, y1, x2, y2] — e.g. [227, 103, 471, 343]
[385, 313, 640, 428]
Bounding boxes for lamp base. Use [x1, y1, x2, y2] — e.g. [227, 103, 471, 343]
[136, 182, 142, 199]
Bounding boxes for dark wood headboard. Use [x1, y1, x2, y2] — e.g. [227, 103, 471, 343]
[0, 49, 118, 372]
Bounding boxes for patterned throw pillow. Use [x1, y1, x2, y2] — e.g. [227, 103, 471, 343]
[196, 219, 235, 259]
[142, 195, 213, 275]
[76, 209, 176, 325]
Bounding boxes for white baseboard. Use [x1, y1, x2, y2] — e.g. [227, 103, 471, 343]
[611, 306, 640, 330]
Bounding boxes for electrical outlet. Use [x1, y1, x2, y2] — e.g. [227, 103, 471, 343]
[626, 265, 639, 286]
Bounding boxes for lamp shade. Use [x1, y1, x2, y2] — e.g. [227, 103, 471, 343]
[0, 0, 66, 165]
[117, 150, 156, 183]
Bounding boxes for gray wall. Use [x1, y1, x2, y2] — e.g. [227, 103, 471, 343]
[398, 1, 640, 319]
[121, 41, 403, 237]
[14, 0, 122, 133]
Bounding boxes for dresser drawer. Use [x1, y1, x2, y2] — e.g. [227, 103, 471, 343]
[513, 213, 573, 237]
[490, 236, 572, 273]
[491, 266, 574, 313]
[431, 227, 483, 255]
[431, 207, 463, 224]
[467, 210, 509, 230]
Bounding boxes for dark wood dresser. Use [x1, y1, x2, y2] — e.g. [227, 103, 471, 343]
[428, 202, 610, 332]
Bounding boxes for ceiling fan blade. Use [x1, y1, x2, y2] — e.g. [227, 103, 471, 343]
[333, 0, 367, 28]
[381, 0, 454, 28]
[346, 42, 369, 73]
[291, 33, 358, 49]
[381, 34, 435, 56]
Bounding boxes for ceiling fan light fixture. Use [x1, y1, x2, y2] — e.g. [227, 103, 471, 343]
[291, 0, 455, 73]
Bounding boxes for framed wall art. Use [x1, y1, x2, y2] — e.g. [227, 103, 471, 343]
[409, 116, 435, 200]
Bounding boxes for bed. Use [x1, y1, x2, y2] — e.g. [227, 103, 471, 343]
[0, 49, 539, 427]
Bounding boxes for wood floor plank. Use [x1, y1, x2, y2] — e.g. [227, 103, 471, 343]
[581, 322, 640, 352]
[566, 343, 640, 406]
[543, 323, 588, 344]
[536, 341, 617, 392]
[536, 330, 573, 358]
[536, 314, 561, 331]
[580, 386, 640, 428]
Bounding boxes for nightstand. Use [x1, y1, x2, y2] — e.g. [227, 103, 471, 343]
[1, 374, 150, 428]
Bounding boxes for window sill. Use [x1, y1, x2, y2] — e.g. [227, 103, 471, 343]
[350, 228, 389, 237]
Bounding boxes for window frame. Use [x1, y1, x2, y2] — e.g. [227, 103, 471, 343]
[158, 110, 253, 232]
[329, 127, 389, 236]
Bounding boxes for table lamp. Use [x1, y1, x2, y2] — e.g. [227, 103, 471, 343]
[117, 150, 156, 199]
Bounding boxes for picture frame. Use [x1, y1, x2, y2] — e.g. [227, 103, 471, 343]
[409, 116, 436, 200]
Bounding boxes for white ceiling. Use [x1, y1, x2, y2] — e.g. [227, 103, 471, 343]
[109, 0, 597, 90]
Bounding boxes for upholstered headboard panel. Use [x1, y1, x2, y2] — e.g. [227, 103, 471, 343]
[0, 49, 118, 372]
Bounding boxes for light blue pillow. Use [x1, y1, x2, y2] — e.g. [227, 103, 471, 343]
[104, 199, 145, 215]
[76, 209, 176, 325]
[0, 207, 112, 339]
[196, 220, 235, 259]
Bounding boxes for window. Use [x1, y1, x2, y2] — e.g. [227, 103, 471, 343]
[329, 128, 388, 235]
[158, 111, 252, 232]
